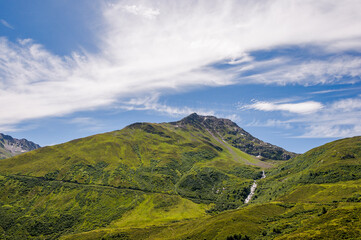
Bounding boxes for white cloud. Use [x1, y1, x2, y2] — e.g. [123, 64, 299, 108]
[119, 96, 215, 117]
[242, 96, 361, 138]
[247, 119, 292, 129]
[1, 0, 361, 127]
[236, 56, 361, 85]
[309, 87, 356, 95]
[0, 19, 14, 29]
[331, 98, 361, 111]
[244, 101, 323, 114]
[122, 5, 160, 19]
[219, 114, 241, 122]
[0, 125, 22, 133]
[300, 124, 361, 138]
[286, 97, 361, 138]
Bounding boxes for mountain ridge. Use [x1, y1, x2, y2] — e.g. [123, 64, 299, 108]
[0, 113, 269, 238]
[0, 133, 40, 159]
[0, 114, 270, 200]
[172, 113, 296, 160]
[4, 114, 360, 239]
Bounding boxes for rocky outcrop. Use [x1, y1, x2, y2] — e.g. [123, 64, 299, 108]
[173, 113, 296, 160]
[0, 133, 40, 159]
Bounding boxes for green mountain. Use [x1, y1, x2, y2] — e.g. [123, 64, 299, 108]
[173, 113, 296, 160]
[0, 133, 40, 159]
[254, 136, 361, 203]
[0, 113, 278, 239]
[0, 114, 360, 240]
[61, 136, 361, 240]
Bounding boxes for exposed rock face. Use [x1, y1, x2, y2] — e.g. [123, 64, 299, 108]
[172, 113, 296, 160]
[0, 133, 40, 159]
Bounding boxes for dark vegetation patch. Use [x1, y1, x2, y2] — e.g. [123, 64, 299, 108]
[226, 233, 251, 240]
[228, 166, 263, 180]
[300, 165, 361, 184]
[177, 167, 252, 212]
[0, 174, 143, 240]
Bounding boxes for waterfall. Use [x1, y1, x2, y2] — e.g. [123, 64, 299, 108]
[244, 171, 266, 204]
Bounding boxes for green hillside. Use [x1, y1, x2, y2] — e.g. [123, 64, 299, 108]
[0, 116, 268, 199]
[253, 136, 361, 203]
[0, 114, 274, 239]
[0, 114, 360, 239]
[59, 136, 361, 240]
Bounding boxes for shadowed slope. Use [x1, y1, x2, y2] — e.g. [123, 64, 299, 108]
[173, 113, 296, 160]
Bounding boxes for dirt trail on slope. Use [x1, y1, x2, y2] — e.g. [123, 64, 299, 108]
[203, 125, 272, 168]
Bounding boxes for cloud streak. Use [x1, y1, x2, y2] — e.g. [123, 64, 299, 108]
[0, 19, 14, 29]
[1, 0, 361, 129]
[245, 97, 361, 138]
[244, 101, 324, 114]
[119, 96, 216, 117]
[236, 56, 361, 85]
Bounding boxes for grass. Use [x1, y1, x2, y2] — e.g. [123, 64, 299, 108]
[110, 194, 210, 228]
[0, 174, 211, 239]
[0, 119, 267, 239]
[0, 117, 360, 239]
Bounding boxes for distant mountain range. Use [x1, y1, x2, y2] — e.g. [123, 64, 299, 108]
[0, 133, 40, 159]
[0, 114, 360, 239]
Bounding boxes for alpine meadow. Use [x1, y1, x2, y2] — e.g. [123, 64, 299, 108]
[1, 114, 361, 239]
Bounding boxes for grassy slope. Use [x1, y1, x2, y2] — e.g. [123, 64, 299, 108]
[0, 122, 264, 189]
[1, 120, 360, 239]
[253, 136, 361, 203]
[61, 202, 361, 240]
[0, 174, 210, 239]
[60, 136, 361, 240]
[0, 122, 266, 239]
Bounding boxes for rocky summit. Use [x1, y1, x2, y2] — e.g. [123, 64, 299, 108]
[0, 133, 40, 159]
[173, 113, 296, 160]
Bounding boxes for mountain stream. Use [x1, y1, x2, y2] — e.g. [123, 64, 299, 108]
[244, 170, 266, 204]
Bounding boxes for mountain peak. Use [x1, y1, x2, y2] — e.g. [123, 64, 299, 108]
[180, 112, 203, 123]
[178, 113, 229, 126]
[0, 133, 40, 159]
[173, 113, 295, 160]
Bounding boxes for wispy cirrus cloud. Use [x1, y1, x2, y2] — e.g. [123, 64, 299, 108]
[68, 117, 105, 132]
[301, 97, 361, 138]
[1, 0, 361, 130]
[122, 5, 160, 19]
[247, 119, 292, 129]
[331, 98, 361, 111]
[244, 97, 361, 138]
[235, 55, 361, 85]
[0, 19, 14, 29]
[119, 96, 215, 117]
[242, 100, 324, 114]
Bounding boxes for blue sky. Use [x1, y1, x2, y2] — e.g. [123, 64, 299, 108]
[1, 0, 361, 153]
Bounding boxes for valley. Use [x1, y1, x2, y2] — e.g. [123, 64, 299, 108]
[0, 114, 360, 239]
